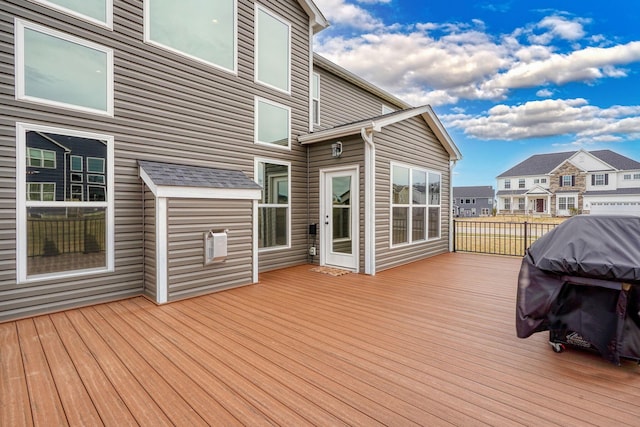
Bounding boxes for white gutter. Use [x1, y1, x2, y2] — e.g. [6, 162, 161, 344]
[361, 127, 376, 275]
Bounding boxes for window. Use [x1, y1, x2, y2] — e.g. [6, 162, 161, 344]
[503, 198, 511, 210]
[255, 5, 290, 93]
[70, 155, 83, 172]
[145, 0, 236, 73]
[504, 179, 511, 189]
[28, 183, 55, 201]
[70, 173, 83, 183]
[558, 196, 576, 211]
[27, 148, 56, 168]
[16, 19, 114, 115]
[635, 173, 640, 180]
[534, 178, 539, 184]
[518, 179, 525, 189]
[518, 198, 525, 210]
[391, 164, 440, 245]
[312, 72, 320, 126]
[255, 98, 290, 149]
[87, 157, 105, 173]
[561, 175, 574, 187]
[488, 198, 493, 205]
[592, 173, 608, 186]
[255, 159, 290, 249]
[17, 123, 114, 282]
[88, 174, 105, 184]
[541, 178, 547, 183]
[30, 0, 113, 27]
[382, 104, 396, 114]
[481, 208, 490, 216]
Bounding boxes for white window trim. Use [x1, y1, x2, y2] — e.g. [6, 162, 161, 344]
[16, 122, 115, 283]
[70, 183, 84, 201]
[254, 97, 291, 150]
[15, 19, 114, 116]
[27, 182, 56, 201]
[87, 156, 105, 173]
[254, 4, 291, 94]
[143, 0, 238, 75]
[254, 157, 291, 252]
[557, 195, 577, 212]
[88, 174, 105, 184]
[70, 155, 83, 172]
[312, 72, 320, 126]
[28, 147, 57, 169]
[28, 0, 114, 29]
[70, 173, 83, 183]
[389, 162, 441, 248]
[504, 179, 511, 189]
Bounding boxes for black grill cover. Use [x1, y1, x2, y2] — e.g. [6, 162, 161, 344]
[516, 215, 640, 364]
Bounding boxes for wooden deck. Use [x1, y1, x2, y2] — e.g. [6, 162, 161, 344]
[2, 253, 639, 426]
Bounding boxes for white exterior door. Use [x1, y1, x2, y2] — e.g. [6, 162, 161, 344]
[320, 167, 359, 271]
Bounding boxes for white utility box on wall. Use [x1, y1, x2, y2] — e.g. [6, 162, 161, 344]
[204, 229, 228, 264]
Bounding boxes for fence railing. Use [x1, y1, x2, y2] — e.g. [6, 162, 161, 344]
[27, 217, 105, 257]
[453, 220, 558, 257]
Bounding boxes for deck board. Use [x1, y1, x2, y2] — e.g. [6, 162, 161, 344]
[2, 253, 640, 426]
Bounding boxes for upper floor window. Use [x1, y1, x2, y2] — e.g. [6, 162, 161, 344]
[70, 155, 83, 172]
[28, 148, 56, 169]
[504, 179, 511, 189]
[15, 19, 114, 116]
[255, 97, 290, 149]
[17, 123, 114, 283]
[560, 175, 574, 187]
[312, 72, 320, 126]
[534, 178, 539, 184]
[255, 158, 290, 250]
[145, 0, 237, 73]
[255, 5, 290, 93]
[592, 173, 608, 186]
[30, 0, 113, 28]
[541, 178, 547, 184]
[518, 179, 525, 189]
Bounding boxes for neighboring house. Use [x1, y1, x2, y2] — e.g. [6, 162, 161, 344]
[496, 149, 640, 216]
[1, 0, 461, 322]
[453, 186, 494, 217]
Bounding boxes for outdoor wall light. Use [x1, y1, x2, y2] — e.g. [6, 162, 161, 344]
[331, 141, 343, 158]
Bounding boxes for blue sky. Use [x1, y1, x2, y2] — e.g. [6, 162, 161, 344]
[312, 0, 640, 187]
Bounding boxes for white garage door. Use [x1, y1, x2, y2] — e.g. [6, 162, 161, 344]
[590, 202, 640, 216]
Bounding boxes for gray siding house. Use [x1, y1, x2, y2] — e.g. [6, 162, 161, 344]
[453, 186, 495, 217]
[1, 0, 461, 322]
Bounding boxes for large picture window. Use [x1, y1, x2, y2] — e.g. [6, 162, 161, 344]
[15, 19, 113, 115]
[255, 98, 290, 149]
[17, 123, 114, 282]
[145, 0, 236, 72]
[255, 159, 290, 250]
[255, 5, 290, 93]
[30, 0, 113, 27]
[391, 164, 441, 246]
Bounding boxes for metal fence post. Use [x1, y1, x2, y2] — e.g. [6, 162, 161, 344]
[523, 221, 528, 255]
[453, 220, 457, 252]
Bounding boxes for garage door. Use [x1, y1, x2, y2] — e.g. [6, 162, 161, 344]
[590, 202, 640, 216]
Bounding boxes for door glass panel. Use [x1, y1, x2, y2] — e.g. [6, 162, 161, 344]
[332, 175, 352, 254]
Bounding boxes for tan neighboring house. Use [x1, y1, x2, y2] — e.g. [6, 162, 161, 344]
[496, 149, 640, 216]
[0, 0, 461, 322]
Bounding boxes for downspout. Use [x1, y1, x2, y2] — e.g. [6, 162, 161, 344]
[361, 127, 375, 275]
[449, 159, 458, 252]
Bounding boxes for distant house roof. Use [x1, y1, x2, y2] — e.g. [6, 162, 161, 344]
[139, 160, 261, 199]
[584, 188, 640, 196]
[453, 186, 494, 198]
[497, 150, 640, 178]
[298, 104, 462, 161]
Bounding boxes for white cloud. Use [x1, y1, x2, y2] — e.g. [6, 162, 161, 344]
[443, 98, 640, 142]
[528, 15, 589, 45]
[536, 88, 553, 97]
[314, 0, 384, 30]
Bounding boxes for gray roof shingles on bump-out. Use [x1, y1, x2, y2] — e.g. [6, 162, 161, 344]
[497, 150, 640, 178]
[138, 160, 262, 190]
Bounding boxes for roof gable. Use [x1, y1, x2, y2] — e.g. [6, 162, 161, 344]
[298, 0, 329, 33]
[298, 105, 462, 161]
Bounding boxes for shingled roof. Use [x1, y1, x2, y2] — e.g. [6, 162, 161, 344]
[453, 186, 495, 198]
[138, 160, 261, 190]
[497, 150, 640, 178]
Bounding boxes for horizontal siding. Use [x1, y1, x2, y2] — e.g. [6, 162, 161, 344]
[0, 0, 313, 321]
[167, 199, 254, 301]
[308, 137, 365, 270]
[374, 117, 452, 272]
[313, 65, 401, 132]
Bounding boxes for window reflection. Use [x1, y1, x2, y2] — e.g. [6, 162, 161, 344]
[25, 131, 108, 275]
[256, 161, 289, 248]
